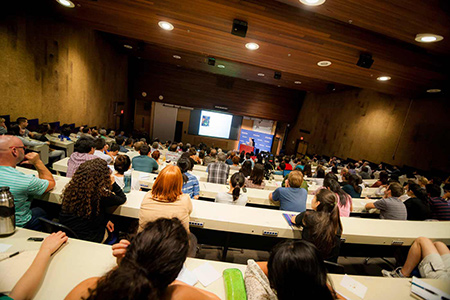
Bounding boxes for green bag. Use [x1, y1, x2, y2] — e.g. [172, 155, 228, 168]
[223, 268, 247, 300]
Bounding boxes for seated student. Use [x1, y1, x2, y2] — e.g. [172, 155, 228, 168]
[151, 141, 159, 154]
[274, 161, 286, 175]
[244, 152, 255, 168]
[93, 138, 113, 164]
[203, 148, 217, 166]
[324, 178, 352, 217]
[113, 155, 141, 191]
[198, 149, 205, 165]
[403, 183, 431, 220]
[215, 172, 248, 206]
[206, 152, 230, 185]
[314, 167, 325, 178]
[60, 159, 126, 243]
[151, 149, 161, 165]
[230, 155, 241, 171]
[427, 183, 450, 220]
[0, 135, 55, 230]
[166, 143, 181, 163]
[115, 136, 128, 153]
[240, 160, 253, 178]
[9, 124, 49, 148]
[124, 137, 134, 150]
[0, 117, 7, 135]
[291, 189, 343, 262]
[303, 163, 313, 177]
[177, 157, 200, 200]
[3, 232, 68, 300]
[365, 182, 407, 220]
[382, 236, 450, 280]
[283, 156, 293, 171]
[188, 147, 201, 165]
[342, 174, 362, 198]
[294, 159, 306, 171]
[245, 163, 266, 190]
[347, 162, 356, 175]
[139, 165, 192, 233]
[16, 117, 36, 139]
[359, 166, 371, 179]
[269, 170, 307, 212]
[108, 143, 120, 162]
[67, 136, 96, 177]
[35, 123, 66, 161]
[132, 145, 159, 173]
[371, 170, 389, 188]
[66, 218, 219, 300]
[225, 151, 235, 165]
[245, 240, 338, 300]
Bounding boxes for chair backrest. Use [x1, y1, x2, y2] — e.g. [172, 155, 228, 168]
[38, 217, 79, 239]
[324, 260, 345, 274]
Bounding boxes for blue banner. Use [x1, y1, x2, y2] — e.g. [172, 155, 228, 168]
[238, 129, 274, 152]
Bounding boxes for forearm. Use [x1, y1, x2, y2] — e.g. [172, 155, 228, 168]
[34, 160, 55, 183]
[9, 250, 52, 300]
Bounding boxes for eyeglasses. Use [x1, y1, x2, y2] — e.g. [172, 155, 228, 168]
[9, 146, 27, 150]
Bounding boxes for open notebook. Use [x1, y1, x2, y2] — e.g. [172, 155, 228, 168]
[0, 250, 39, 294]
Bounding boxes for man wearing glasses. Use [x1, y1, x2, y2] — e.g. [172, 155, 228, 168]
[0, 135, 55, 230]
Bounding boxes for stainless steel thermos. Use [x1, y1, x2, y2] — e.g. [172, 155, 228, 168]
[0, 186, 15, 235]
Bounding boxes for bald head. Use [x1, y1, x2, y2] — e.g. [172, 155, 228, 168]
[0, 135, 25, 167]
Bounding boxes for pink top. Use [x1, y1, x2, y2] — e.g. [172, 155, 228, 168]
[337, 194, 352, 217]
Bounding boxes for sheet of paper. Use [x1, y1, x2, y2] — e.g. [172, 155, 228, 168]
[192, 263, 221, 287]
[0, 250, 38, 293]
[340, 274, 367, 299]
[176, 265, 198, 286]
[411, 277, 450, 300]
[0, 244, 12, 253]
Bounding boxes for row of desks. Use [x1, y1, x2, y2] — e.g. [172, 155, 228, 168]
[17, 167, 450, 246]
[2, 228, 449, 300]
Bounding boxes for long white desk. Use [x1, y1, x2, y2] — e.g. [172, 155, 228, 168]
[46, 135, 75, 156]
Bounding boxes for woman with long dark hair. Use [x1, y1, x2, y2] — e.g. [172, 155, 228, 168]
[371, 171, 389, 187]
[404, 183, 431, 220]
[324, 178, 353, 217]
[65, 218, 219, 300]
[59, 158, 126, 243]
[215, 172, 248, 205]
[342, 174, 362, 198]
[240, 160, 253, 177]
[245, 240, 337, 300]
[245, 163, 265, 189]
[291, 189, 343, 262]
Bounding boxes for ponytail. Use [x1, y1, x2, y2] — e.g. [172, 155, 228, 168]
[230, 172, 245, 202]
[232, 186, 240, 202]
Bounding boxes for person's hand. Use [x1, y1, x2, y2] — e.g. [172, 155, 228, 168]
[40, 231, 68, 255]
[112, 239, 130, 265]
[106, 221, 114, 232]
[21, 152, 41, 165]
[45, 141, 50, 145]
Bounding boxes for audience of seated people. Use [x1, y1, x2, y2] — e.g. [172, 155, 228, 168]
[115, 136, 128, 153]
[132, 144, 158, 173]
[269, 170, 307, 212]
[215, 172, 248, 206]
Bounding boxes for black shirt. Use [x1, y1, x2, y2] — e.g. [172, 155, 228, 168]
[59, 183, 126, 243]
[404, 197, 431, 221]
[295, 210, 342, 262]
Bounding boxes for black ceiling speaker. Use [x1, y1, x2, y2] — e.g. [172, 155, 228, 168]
[274, 71, 282, 80]
[208, 57, 216, 66]
[327, 84, 336, 92]
[357, 53, 374, 69]
[231, 19, 248, 37]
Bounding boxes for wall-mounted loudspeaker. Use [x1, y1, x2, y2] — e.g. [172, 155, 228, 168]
[274, 71, 282, 80]
[356, 53, 374, 69]
[231, 19, 248, 37]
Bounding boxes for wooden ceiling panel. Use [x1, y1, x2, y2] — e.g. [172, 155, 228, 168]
[46, 0, 449, 96]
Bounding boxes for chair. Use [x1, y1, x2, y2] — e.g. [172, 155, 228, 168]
[38, 217, 79, 239]
[324, 260, 345, 274]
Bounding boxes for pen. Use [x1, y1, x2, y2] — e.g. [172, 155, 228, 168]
[0, 251, 20, 262]
[412, 282, 437, 295]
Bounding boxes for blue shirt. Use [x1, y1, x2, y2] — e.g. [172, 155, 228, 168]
[132, 156, 159, 173]
[272, 187, 307, 212]
[0, 166, 49, 226]
[119, 145, 129, 153]
[182, 172, 200, 198]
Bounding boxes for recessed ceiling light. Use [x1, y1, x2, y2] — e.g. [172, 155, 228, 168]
[317, 61, 332, 67]
[377, 76, 391, 81]
[217, 64, 225, 69]
[56, 0, 75, 8]
[415, 33, 444, 43]
[299, 0, 326, 6]
[123, 44, 133, 49]
[277, 85, 281, 87]
[427, 88, 441, 93]
[245, 43, 260, 50]
[294, 81, 302, 84]
[173, 55, 181, 59]
[158, 21, 174, 31]
[257, 73, 265, 77]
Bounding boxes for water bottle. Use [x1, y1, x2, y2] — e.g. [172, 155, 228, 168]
[123, 171, 132, 193]
[0, 187, 15, 236]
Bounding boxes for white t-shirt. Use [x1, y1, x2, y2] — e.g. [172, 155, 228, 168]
[114, 174, 141, 191]
[215, 192, 248, 206]
[94, 150, 112, 164]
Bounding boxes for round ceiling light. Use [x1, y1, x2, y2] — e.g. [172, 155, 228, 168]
[257, 73, 265, 77]
[123, 44, 133, 49]
[299, 0, 326, 6]
[415, 33, 444, 43]
[217, 64, 225, 69]
[56, 0, 75, 8]
[426, 88, 441, 93]
[377, 76, 391, 81]
[294, 81, 302, 84]
[158, 21, 174, 31]
[317, 60, 332, 67]
[245, 43, 260, 50]
[172, 55, 181, 59]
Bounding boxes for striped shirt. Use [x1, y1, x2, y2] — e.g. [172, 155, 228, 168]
[429, 197, 450, 221]
[206, 162, 230, 184]
[373, 197, 407, 220]
[0, 166, 49, 226]
[182, 172, 200, 198]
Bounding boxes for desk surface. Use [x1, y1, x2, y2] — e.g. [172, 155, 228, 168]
[1, 229, 449, 300]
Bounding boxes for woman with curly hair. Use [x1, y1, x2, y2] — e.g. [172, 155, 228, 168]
[59, 158, 127, 243]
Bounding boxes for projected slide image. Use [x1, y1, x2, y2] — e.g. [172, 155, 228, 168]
[198, 110, 232, 139]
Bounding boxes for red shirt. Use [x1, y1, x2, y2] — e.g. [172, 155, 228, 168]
[284, 163, 293, 171]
